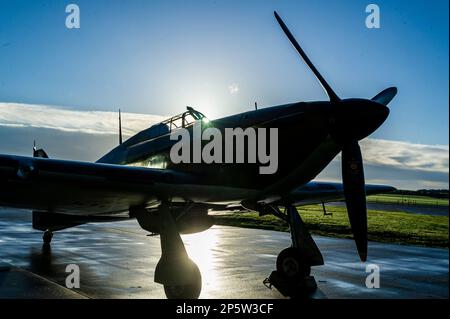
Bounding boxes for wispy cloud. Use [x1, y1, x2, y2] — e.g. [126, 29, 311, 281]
[0, 102, 165, 137]
[316, 139, 449, 189]
[360, 138, 449, 174]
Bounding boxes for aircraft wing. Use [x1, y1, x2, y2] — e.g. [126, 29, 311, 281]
[0, 154, 196, 216]
[283, 181, 396, 206]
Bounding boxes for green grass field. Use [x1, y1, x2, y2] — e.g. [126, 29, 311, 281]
[213, 204, 449, 248]
[367, 194, 449, 206]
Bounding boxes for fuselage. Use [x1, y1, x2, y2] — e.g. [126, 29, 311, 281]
[98, 101, 343, 203]
[0, 98, 388, 213]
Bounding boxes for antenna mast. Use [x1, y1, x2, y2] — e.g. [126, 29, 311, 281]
[119, 109, 123, 145]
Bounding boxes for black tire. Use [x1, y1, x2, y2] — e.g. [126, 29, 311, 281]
[43, 230, 53, 245]
[276, 247, 311, 280]
[163, 263, 202, 299]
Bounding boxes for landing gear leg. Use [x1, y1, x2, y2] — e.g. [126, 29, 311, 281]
[265, 205, 323, 298]
[154, 202, 202, 299]
[42, 229, 53, 245]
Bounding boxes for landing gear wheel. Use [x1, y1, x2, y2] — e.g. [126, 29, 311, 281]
[276, 247, 311, 280]
[163, 263, 202, 299]
[42, 230, 53, 245]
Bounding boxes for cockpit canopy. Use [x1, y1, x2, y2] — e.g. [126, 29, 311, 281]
[123, 106, 208, 147]
[161, 106, 207, 131]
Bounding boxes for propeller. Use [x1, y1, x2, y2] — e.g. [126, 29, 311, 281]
[372, 87, 398, 106]
[274, 11, 340, 103]
[341, 141, 367, 261]
[274, 11, 397, 261]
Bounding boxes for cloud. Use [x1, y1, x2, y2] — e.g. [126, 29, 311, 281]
[360, 138, 449, 174]
[0, 102, 448, 190]
[316, 159, 449, 190]
[0, 125, 116, 162]
[0, 102, 165, 137]
[316, 139, 449, 190]
[228, 83, 239, 95]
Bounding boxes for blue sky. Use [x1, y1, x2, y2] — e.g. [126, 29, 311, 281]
[0, 0, 448, 144]
[0, 0, 448, 189]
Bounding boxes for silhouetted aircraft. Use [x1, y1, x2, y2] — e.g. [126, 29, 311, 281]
[0, 12, 397, 298]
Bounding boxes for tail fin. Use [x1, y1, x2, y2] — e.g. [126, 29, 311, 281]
[33, 140, 49, 158]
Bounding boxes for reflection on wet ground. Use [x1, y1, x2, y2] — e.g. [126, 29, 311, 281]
[0, 208, 448, 298]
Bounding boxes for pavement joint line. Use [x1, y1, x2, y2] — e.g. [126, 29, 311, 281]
[0, 261, 91, 299]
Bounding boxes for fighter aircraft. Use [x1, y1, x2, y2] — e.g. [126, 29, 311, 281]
[0, 12, 397, 298]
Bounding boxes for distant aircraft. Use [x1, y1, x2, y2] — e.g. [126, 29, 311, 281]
[0, 12, 397, 298]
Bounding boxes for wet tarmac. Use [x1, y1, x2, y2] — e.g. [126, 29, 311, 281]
[0, 208, 448, 299]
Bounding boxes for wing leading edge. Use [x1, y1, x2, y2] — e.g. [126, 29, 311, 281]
[283, 181, 396, 206]
[0, 154, 195, 215]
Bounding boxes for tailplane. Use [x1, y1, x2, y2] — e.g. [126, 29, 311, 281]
[33, 140, 49, 158]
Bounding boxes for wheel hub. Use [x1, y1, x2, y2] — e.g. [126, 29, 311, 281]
[282, 257, 300, 276]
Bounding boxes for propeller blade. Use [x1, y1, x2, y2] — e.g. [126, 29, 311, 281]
[372, 87, 397, 106]
[274, 11, 340, 103]
[342, 141, 368, 261]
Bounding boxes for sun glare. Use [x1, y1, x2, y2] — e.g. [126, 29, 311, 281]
[182, 228, 222, 296]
